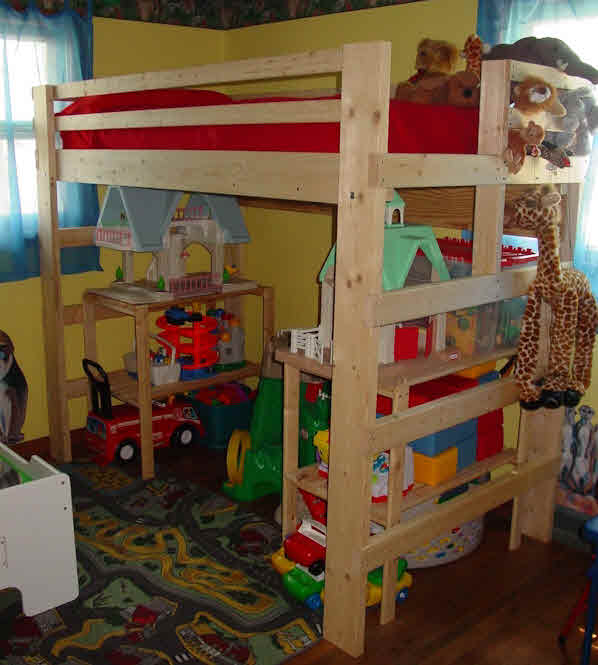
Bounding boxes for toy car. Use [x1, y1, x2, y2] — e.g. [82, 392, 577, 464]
[83, 358, 204, 464]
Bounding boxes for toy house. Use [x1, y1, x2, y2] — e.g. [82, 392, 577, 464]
[314, 205, 451, 364]
[97, 187, 249, 296]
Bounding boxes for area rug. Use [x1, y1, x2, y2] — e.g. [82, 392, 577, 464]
[0, 463, 321, 664]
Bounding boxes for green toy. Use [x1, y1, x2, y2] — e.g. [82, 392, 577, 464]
[222, 377, 331, 502]
[115, 266, 124, 281]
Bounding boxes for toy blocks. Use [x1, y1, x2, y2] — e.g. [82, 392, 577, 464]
[413, 447, 458, 486]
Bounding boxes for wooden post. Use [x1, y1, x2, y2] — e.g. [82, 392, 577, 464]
[33, 85, 72, 462]
[224, 244, 242, 319]
[323, 41, 390, 658]
[380, 385, 408, 625]
[134, 307, 154, 480]
[262, 285, 275, 351]
[282, 363, 300, 539]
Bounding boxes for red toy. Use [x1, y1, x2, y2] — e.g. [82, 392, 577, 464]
[82, 359, 205, 464]
[155, 307, 220, 379]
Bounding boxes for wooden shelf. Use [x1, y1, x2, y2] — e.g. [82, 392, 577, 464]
[276, 345, 517, 395]
[377, 346, 518, 394]
[109, 362, 261, 406]
[286, 448, 517, 527]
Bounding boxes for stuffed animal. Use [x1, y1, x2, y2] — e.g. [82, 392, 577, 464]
[483, 36, 598, 84]
[504, 121, 545, 174]
[447, 70, 481, 107]
[511, 76, 566, 128]
[395, 38, 459, 100]
[504, 185, 598, 410]
[461, 34, 486, 80]
[0, 330, 28, 445]
[543, 86, 598, 156]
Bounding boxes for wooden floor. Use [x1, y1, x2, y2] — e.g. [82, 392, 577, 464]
[25, 433, 596, 665]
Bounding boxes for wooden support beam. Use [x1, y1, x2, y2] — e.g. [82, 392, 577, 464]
[57, 226, 95, 248]
[370, 378, 520, 457]
[323, 41, 390, 659]
[134, 308, 154, 480]
[55, 46, 344, 99]
[363, 454, 561, 571]
[282, 363, 300, 539]
[57, 149, 339, 204]
[33, 85, 71, 463]
[370, 266, 536, 328]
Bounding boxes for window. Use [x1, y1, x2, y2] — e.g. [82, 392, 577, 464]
[0, 38, 46, 228]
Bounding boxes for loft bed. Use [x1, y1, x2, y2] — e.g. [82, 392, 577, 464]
[33, 41, 591, 657]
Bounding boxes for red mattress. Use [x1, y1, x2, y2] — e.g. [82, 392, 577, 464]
[58, 88, 479, 155]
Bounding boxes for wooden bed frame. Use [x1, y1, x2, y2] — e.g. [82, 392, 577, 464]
[33, 41, 591, 657]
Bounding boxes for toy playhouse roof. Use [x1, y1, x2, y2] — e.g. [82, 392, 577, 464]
[319, 225, 450, 291]
[96, 187, 249, 252]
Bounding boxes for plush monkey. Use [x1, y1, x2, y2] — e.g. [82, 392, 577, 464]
[0, 330, 28, 445]
[503, 121, 545, 174]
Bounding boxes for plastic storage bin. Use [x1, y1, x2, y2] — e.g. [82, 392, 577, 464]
[190, 383, 254, 449]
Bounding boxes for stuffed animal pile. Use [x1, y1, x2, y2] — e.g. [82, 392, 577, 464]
[395, 36, 481, 107]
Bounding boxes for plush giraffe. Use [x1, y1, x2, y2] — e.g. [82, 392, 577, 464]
[461, 34, 485, 80]
[504, 184, 598, 410]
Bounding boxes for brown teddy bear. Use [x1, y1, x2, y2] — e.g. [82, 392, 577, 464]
[447, 70, 481, 107]
[511, 76, 566, 127]
[503, 121, 545, 174]
[395, 38, 459, 100]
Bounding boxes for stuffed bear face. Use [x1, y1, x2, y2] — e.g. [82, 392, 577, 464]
[447, 70, 481, 107]
[415, 38, 459, 75]
[521, 120, 545, 146]
[513, 76, 566, 117]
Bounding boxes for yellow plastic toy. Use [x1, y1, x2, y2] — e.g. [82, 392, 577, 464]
[413, 446, 458, 486]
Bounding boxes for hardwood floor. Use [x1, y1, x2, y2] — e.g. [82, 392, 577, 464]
[23, 432, 596, 665]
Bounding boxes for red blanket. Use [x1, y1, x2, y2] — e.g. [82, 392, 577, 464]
[58, 88, 479, 154]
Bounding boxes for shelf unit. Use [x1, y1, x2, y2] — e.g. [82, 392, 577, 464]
[80, 283, 274, 479]
[33, 41, 590, 657]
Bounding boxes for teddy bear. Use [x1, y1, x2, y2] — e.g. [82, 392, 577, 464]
[447, 70, 481, 107]
[543, 86, 598, 156]
[395, 38, 459, 101]
[510, 76, 566, 129]
[503, 121, 545, 174]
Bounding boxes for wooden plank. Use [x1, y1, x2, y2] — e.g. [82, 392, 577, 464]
[64, 303, 127, 326]
[134, 308, 154, 480]
[275, 348, 333, 380]
[54, 46, 344, 99]
[289, 449, 518, 526]
[282, 364, 300, 539]
[370, 378, 520, 457]
[363, 454, 561, 571]
[111, 362, 261, 405]
[370, 266, 536, 328]
[323, 41, 391, 659]
[262, 285, 275, 354]
[373, 154, 508, 188]
[56, 149, 339, 204]
[377, 345, 517, 393]
[65, 369, 130, 399]
[400, 187, 475, 229]
[56, 99, 341, 131]
[33, 85, 72, 463]
[238, 197, 335, 216]
[57, 226, 95, 248]
[82, 297, 97, 413]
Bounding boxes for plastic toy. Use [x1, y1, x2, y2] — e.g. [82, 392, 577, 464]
[273, 513, 412, 610]
[413, 446, 458, 486]
[155, 307, 220, 379]
[98, 187, 250, 297]
[82, 358, 204, 464]
[123, 333, 182, 385]
[208, 309, 246, 371]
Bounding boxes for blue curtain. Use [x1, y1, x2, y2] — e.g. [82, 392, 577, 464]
[0, 0, 100, 283]
[478, 0, 598, 295]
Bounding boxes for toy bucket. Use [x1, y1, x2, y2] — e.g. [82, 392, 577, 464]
[122, 334, 181, 385]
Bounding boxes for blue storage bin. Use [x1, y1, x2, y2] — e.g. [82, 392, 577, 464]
[409, 419, 476, 457]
